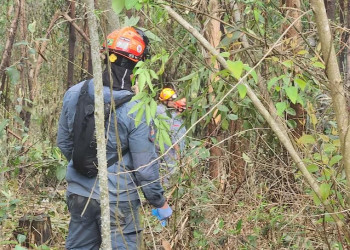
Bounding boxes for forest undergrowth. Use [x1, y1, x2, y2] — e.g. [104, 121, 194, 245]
[0, 142, 342, 249]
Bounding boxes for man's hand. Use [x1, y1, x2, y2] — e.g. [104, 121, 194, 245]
[152, 202, 172, 226]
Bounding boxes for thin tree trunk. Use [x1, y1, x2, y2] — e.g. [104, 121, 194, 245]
[98, 0, 120, 33]
[84, 0, 112, 249]
[67, 1, 77, 88]
[310, 0, 350, 197]
[0, 0, 21, 86]
[204, 0, 224, 180]
[346, 0, 350, 93]
[18, 0, 32, 129]
[162, 4, 350, 237]
[339, 0, 346, 74]
[325, 0, 336, 20]
[32, 10, 60, 94]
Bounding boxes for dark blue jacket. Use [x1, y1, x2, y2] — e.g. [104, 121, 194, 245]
[57, 80, 165, 208]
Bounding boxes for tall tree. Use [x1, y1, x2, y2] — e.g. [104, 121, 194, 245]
[310, 0, 350, 198]
[98, 0, 120, 33]
[84, 0, 112, 249]
[67, 1, 76, 89]
[0, 0, 21, 90]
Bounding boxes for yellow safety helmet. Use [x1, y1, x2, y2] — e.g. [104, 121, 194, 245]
[159, 88, 177, 101]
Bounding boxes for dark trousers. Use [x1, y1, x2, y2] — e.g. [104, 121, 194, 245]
[65, 194, 142, 250]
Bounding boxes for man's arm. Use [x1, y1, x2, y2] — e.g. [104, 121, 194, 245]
[128, 119, 166, 208]
[57, 92, 74, 161]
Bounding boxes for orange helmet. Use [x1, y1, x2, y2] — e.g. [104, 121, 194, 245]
[159, 88, 177, 101]
[102, 27, 149, 62]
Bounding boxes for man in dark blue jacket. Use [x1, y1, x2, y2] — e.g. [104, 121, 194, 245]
[57, 27, 172, 250]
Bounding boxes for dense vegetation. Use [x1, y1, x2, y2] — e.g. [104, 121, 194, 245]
[1, 0, 350, 249]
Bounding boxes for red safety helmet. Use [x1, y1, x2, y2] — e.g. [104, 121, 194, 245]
[101, 27, 149, 62]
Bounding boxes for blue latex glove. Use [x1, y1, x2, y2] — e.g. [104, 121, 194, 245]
[152, 206, 173, 227]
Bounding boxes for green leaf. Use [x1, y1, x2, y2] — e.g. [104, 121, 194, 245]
[137, 73, 146, 92]
[125, 0, 138, 10]
[0, 119, 8, 138]
[306, 164, 319, 173]
[112, 0, 125, 14]
[323, 143, 336, 153]
[123, 16, 140, 27]
[235, 219, 242, 234]
[221, 118, 229, 130]
[28, 21, 36, 33]
[158, 132, 164, 153]
[329, 155, 342, 167]
[145, 104, 151, 125]
[243, 64, 258, 83]
[17, 234, 26, 244]
[144, 29, 162, 42]
[128, 101, 144, 114]
[150, 99, 157, 119]
[55, 166, 66, 181]
[227, 60, 244, 79]
[160, 129, 172, 146]
[297, 135, 316, 145]
[286, 107, 296, 116]
[286, 120, 297, 129]
[131, 92, 146, 102]
[267, 76, 280, 90]
[227, 114, 238, 120]
[282, 60, 293, 68]
[275, 102, 287, 117]
[15, 246, 27, 250]
[149, 69, 158, 80]
[297, 50, 308, 55]
[285, 86, 298, 104]
[237, 84, 247, 99]
[134, 3, 142, 10]
[217, 105, 229, 112]
[177, 71, 198, 81]
[294, 78, 307, 91]
[5, 67, 20, 85]
[311, 191, 321, 206]
[312, 61, 325, 69]
[319, 183, 331, 201]
[219, 52, 230, 58]
[135, 107, 144, 127]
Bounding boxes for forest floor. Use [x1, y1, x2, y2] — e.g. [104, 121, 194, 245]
[0, 165, 336, 250]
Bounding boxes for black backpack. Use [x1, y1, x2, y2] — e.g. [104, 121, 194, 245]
[72, 80, 133, 178]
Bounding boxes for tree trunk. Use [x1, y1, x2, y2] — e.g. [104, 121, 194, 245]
[32, 11, 60, 93]
[67, 1, 77, 89]
[339, 0, 345, 74]
[17, 214, 52, 247]
[18, 0, 32, 129]
[97, 0, 120, 33]
[84, 0, 112, 249]
[0, 0, 21, 87]
[310, 0, 350, 197]
[285, 0, 305, 139]
[346, 0, 350, 93]
[325, 0, 336, 20]
[203, 0, 224, 181]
